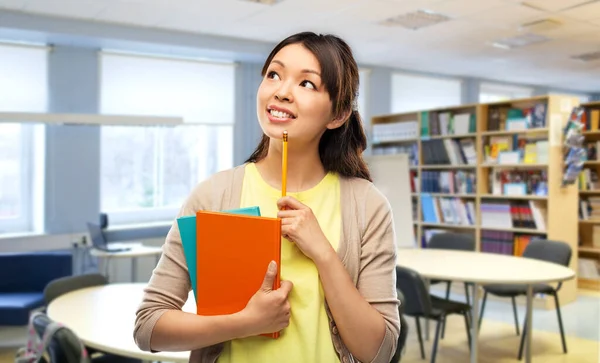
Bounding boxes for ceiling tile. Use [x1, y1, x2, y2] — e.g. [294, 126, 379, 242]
[560, 1, 600, 20]
[94, 1, 173, 27]
[23, 0, 108, 19]
[422, 0, 507, 18]
[462, 2, 548, 30]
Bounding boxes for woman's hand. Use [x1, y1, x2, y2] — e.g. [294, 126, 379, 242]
[241, 261, 293, 336]
[276, 196, 334, 262]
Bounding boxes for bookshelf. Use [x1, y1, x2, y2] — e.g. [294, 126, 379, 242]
[577, 100, 600, 291]
[371, 94, 581, 309]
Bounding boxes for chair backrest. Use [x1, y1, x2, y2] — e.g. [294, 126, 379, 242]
[44, 273, 108, 305]
[395, 266, 432, 317]
[522, 239, 572, 267]
[15, 312, 90, 363]
[391, 290, 409, 363]
[427, 232, 475, 251]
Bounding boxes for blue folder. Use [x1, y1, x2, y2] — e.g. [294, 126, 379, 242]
[177, 206, 261, 299]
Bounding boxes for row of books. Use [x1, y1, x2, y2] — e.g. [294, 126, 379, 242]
[581, 107, 600, 131]
[488, 169, 548, 197]
[421, 170, 476, 194]
[583, 141, 600, 161]
[486, 102, 547, 131]
[578, 168, 599, 191]
[480, 200, 547, 231]
[422, 138, 477, 165]
[371, 121, 419, 143]
[371, 143, 419, 166]
[421, 195, 476, 226]
[484, 134, 549, 165]
[480, 231, 541, 256]
[578, 258, 600, 280]
[580, 197, 600, 221]
[420, 110, 476, 136]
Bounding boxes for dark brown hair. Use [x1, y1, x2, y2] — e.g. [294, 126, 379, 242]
[245, 31, 371, 182]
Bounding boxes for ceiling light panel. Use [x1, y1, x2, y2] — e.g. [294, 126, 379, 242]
[380, 9, 451, 30]
[491, 33, 551, 49]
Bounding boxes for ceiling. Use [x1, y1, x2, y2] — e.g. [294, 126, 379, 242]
[1, 0, 600, 92]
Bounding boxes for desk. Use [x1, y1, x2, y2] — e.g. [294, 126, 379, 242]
[90, 244, 162, 282]
[397, 248, 575, 363]
[47, 283, 192, 363]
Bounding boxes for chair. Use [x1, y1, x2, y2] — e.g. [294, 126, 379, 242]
[396, 266, 472, 363]
[391, 290, 409, 363]
[477, 239, 571, 360]
[44, 274, 142, 363]
[19, 311, 92, 363]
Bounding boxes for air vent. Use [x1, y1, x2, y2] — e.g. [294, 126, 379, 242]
[380, 9, 451, 30]
[491, 33, 550, 49]
[571, 50, 600, 62]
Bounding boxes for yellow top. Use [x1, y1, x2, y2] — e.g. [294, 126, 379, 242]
[217, 162, 341, 363]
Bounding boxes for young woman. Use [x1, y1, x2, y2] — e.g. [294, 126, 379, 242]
[133, 31, 400, 363]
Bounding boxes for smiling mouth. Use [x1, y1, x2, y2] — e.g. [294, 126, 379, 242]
[267, 107, 296, 120]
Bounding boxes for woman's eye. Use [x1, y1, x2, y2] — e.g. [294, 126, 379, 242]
[300, 80, 316, 90]
[267, 71, 280, 80]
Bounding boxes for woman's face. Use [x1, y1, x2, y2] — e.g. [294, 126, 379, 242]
[256, 43, 341, 146]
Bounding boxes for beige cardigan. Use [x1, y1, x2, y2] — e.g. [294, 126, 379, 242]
[133, 164, 400, 363]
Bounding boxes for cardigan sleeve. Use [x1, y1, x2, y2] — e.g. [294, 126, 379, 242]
[132, 178, 214, 352]
[356, 183, 400, 363]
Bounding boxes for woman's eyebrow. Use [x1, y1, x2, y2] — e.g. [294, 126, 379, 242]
[271, 59, 321, 77]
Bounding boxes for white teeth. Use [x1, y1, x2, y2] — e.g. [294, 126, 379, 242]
[269, 109, 291, 119]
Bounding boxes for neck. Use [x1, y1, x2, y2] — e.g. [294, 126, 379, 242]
[255, 138, 326, 193]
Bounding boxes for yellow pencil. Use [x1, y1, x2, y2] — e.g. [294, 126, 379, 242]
[282, 130, 288, 197]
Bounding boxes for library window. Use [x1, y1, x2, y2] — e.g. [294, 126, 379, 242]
[479, 82, 533, 103]
[391, 72, 462, 113]
[99, 52, 235, 225]
[0, 44, 48, 234]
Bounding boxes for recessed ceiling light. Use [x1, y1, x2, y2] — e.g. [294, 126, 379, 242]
[571, 50, 600, 62]
[491, 33, 551, 49]
[380, 9, 451, 30]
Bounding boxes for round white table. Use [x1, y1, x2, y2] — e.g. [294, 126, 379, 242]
[47, 283, 193, 362]
[90, 244, 162, 282]
[397, 248, 575, 363]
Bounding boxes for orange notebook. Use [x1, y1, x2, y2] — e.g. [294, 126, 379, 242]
[195, 210, 282, 338]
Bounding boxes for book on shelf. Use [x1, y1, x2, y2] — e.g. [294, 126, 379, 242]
[581, 108, 600, 131]
[480, 200, 546, 231]
[420, 195, 476, 226]
[580, 197, 600, 221]
[488, 169, 548, 197]
[421, 110, 476, 136]
[372, 120, 419, 143]
[481, 230, 542, 256]
[487, 101, 547, 131]
[421, 138, 477, 165]
[421, 170, 476, 194]
[485, 134, 548, 165]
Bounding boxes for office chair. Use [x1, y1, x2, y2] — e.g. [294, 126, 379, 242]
[478, 239, 571, 360]
[43, 274, 142, 363]
[396, 266, 471, 363]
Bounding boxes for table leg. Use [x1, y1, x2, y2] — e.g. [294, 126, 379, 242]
[525, 284, 533, 363]
[132, 257, 138, 282]
[470, 282, 479, 363]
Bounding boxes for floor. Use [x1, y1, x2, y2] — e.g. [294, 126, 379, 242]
[0, 290, 598, 363]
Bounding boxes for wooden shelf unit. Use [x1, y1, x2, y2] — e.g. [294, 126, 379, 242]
[576, 100, 600, 291]
[371, 94, 581, 309]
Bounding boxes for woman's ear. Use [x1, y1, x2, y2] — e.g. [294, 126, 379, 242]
[326, 109, 352, 130]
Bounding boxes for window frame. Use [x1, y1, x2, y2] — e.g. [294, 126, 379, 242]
[0, 43, 48, 235]
[98, 51, 236, 226]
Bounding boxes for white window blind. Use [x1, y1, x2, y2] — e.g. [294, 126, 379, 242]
[0, 43, 47, 234]
[479, 82, 534, 103]
[357, 68, 370, 117]
[99, 52, 235, 225]
[391, 72, 462, 113]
